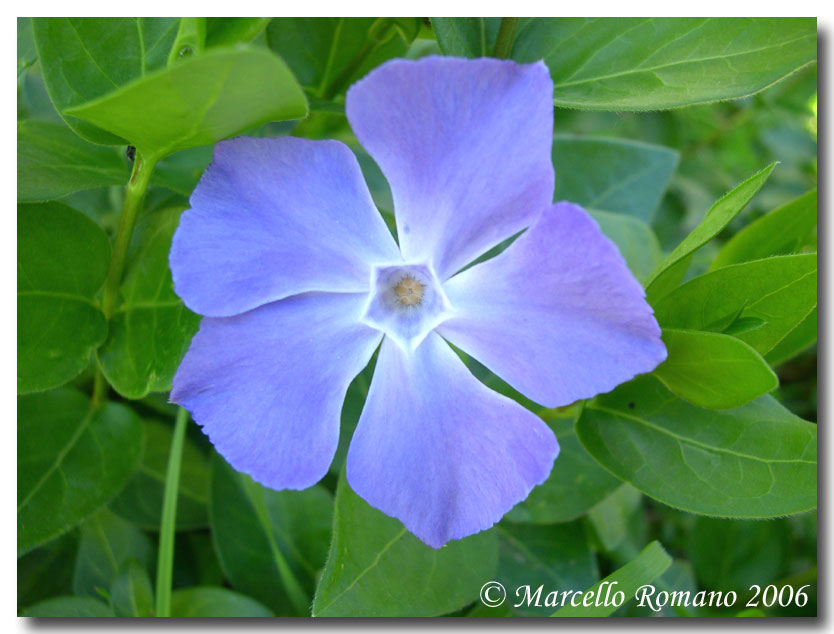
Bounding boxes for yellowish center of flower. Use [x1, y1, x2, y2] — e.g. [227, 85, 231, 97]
[394, 275, 424, 307]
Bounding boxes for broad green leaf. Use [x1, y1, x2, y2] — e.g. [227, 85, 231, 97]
[590, 211, 663, 282]
[22, 596, 115, 617]
[586, 484, 643, 553]
[553, 136, 679, 222]
[72, 510, 153, 598]
[17, 532, 77, 609]
[18, 389, 143, 556]
[575, 375, 817, 518]
[510, 18, 817, 110]
[97, 206, 200, 399]
[111, 558, 154, 617]
[266, 18, 420, 100]
[66, 47, 307, 159]
[431, 17, 501, 57]
[644, 163, 776, 302]
[32, 17, 180, 144]
[206, 17, 270, 47]
[171, 587, 273, 617]
[496, 522, 598, 616]
[17, 120, 128, 202]
[688, 517, 789, 592]
[17, 18, 36, 76]
[17, 202, 110, 394]
[553, 541, 672, 617]
[766, 308, 817, 365]
[110, 419, 209, 531]
[505, 418, 620, 524]
[210, 455, 333, 616]
[313, 475, 498, 617]
[653, 254, 817, 357]
[654, 328, 778, 409]
[712, 189, 817, 269]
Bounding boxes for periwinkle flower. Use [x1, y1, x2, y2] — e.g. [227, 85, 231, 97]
[170, 57, 666, 548]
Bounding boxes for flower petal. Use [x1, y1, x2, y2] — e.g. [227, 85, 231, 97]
[171, 292, 381, 489]
[170, 136, 400, 317]
[346, 333, 558, 548]
[437, 202, 667, 408]
[346, 57, 554, 280]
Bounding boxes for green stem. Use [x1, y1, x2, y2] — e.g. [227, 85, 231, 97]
[492, 17, 518, 59]
[155, 407, 189, 617]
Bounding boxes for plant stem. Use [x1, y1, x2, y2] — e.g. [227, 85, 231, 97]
[91, 151, 157, 406]
[492, 17, 519, 59]
[155, 407, 189, 617]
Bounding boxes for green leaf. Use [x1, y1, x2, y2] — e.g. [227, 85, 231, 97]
[712, 189, 817, 269]
[589, 211, 663, 282]
[18, 389, 144, 555]
[553, 541, 672, 617]
[72, 510, 154, 598]
[654, 328, 778, 409]
[553, 136, 679, 222]
[766, 307, 817, 365]
[97, 206, 200, 399]
[22, 596, 115, 617]
[505, 418, 621, 524]
[575, 375, 817, 518]
[266, 18, 420, 100]
[17, 120, 128, 202]
[170, 587, 274, 617]
[32, 17, 180, 144]
[688, 517, 789, 592]
[644, 163, 776, 302]
[431, 17, 502, 57]
[17, 202, 110, 394]
[496, 522, 598, 616]
[17, 17, 36, 76]
[313, 475, 498, 617]
[17, 532, 77, 609]
[205, 17, 270, 47]
[111, 558, 154, 617]
[653, 254, 817, 357]
[510, 18, 817, 110]
[110, 419, 209, 531]
[586, 484, 643, 553]
[66, 47, 307, 159]
[210, 455, 333, 616]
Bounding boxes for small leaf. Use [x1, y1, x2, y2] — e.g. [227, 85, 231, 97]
[654, 328, 778, 409]
[110, 558, 155, 617]
[22, 596, 115, 617]
[32, 17, 180, 144]
[575, 375, 816, 518]
[313, 474, 498, 617]
[266, 18, 420, 99]
[505, 418, 621, 524]
[210, 455, 333, 616]
[496, 522, 598, 616]
[712, 189, 817, 269]
[170, 587, 274, 617]
[553, 136, 679, 222]
[17, 202, 110, 394]
[17, 120, 128, 202]
[66, 47, 307, 159]
[653, 254, 817, 357]
[431, 17, 502, 57]
[110, 419, 210, 531]
[18, 390, 144, 555]
[552, 541, 672, 617]
[644, 163, 776, 302]
[72, 510, 154, 598]
[511, 18, 817, 110]
[97, 206, 200, 399]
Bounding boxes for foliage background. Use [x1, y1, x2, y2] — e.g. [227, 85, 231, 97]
[17, 17, 817, 617]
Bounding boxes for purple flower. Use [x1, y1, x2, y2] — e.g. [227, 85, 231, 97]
[169, 57, 666, 549]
